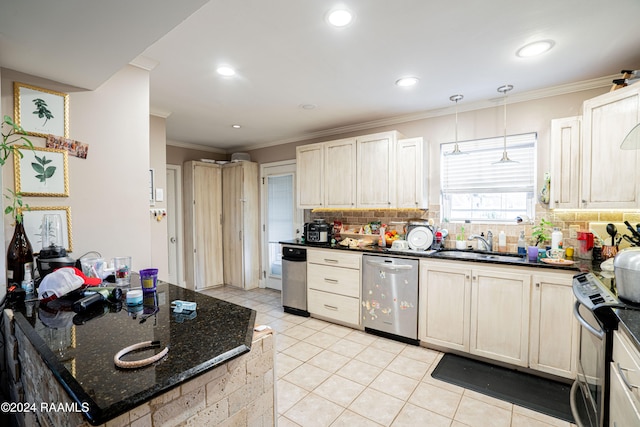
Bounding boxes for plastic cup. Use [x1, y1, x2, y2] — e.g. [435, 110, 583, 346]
[113, 256, 132, 287]
[140, 268, 158, 292]
[81, 257, 105, 280]
[527, 246, 538, 262]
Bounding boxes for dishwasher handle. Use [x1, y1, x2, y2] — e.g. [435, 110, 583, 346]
[365, 259, 413, 271]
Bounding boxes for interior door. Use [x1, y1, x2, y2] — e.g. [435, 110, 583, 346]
[261, 161, 302, 290]
[166, 165, 184, 287]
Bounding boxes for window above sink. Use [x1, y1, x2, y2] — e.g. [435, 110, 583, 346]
[440, 133, 537, 223]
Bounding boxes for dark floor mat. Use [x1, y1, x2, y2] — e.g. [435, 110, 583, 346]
[431, 353, 574, 423]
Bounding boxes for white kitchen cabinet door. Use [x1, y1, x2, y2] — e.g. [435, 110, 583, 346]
[183, 161, 223, 290]
[550, 116, 581, 209]
[529, 272, 578, 379]
[356, 131, 401, 208]
[296, 143, 324, 208]
[324, 138, 357, 208]
[419, 260, 471, 352]
[470, 266, 531, 367]
[581, 85, 640, 209]
[396, 137, 429, 209]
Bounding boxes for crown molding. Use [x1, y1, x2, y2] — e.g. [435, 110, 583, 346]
[230, 74, 616, 152]
[166, 139, 226, 154]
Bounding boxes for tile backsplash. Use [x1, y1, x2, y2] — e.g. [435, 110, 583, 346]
[307, 205, 640, 252]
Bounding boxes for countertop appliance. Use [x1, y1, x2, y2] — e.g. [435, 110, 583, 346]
[613, 247, 640, 303]
[571, 272, 624, 427]
[282, 245, 309, 317]
[304, 219, 331, 244]
[36, 214, 75, 281]
[362, 254, 419, 344]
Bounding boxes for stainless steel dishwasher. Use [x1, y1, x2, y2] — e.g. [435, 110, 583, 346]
[362, 254, 419, 345]
[281, 245, 309, 317]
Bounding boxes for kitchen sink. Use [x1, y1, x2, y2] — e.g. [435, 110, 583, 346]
[431, 249, 526, 263]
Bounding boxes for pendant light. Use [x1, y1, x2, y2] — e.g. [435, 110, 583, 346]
[493, 84, 518, 164]
[445, 94, 466, 156]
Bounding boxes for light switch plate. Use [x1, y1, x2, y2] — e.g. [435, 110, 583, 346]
[155, 188, 164, 202]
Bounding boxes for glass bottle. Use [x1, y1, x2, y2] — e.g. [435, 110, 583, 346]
[6, 221, 34, 289]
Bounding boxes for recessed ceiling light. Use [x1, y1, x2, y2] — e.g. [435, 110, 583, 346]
[216, 66, 236, 76]
[300, 104, 317, 110]
[231, 124, 241, 129]
[327, 9, 354, 27]
[516, 40, 555, 57]
[395, 77, 420, 87]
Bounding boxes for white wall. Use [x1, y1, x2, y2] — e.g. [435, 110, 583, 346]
[1, 66, 153, 297]
[150, 115, 169, 279]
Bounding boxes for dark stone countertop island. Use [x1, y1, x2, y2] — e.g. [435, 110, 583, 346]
[8, 278, 260, 426]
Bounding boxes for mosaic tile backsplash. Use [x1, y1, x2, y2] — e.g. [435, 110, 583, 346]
[307, 206, 640, 253]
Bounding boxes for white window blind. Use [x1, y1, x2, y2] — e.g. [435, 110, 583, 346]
[440, 133, 536, 222]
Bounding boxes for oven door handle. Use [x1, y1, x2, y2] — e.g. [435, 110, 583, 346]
[573, 301, 605, 340]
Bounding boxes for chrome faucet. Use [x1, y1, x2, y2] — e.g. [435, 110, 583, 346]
[470, 231, 493, 251]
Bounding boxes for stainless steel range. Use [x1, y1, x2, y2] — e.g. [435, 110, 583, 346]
[571, 272, 624, 427]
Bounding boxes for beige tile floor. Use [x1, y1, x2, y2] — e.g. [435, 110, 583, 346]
[201, 286, 576, 427]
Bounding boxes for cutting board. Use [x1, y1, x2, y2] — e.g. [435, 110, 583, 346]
[589, 222, 633, 249]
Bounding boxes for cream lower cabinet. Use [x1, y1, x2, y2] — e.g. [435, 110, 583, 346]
[307, 249, 361, 327]
[610, 330, 640, 426]
[470, 266, 531, 367]
[420, 259, 579, 376]
[419, 260, 531, 367]
[529, 271, 578, 379]
[418, 260, 471, 352]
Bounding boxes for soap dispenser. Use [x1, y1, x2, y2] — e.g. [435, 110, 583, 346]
[517, 231, 526, 255]
[498, 231, 507, 253]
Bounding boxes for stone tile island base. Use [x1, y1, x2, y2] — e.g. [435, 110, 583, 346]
[2, 309, 276, 427]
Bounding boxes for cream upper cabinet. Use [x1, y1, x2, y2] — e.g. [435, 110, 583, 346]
[396, 137, 429, 209]
[470, 266, 531, 367]
[529, 271, 578, 379]
[324, 138, 357, 208]
[296, 143, 324, 208]
[356, 131, 402, 208]
[581, 85, 640, 209]
[418, 260, 471, 352]
[550, 116, 581, 209]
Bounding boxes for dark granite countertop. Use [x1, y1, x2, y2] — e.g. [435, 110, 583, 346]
[280, 239, 585, 273]
[13, 278, 256, 425]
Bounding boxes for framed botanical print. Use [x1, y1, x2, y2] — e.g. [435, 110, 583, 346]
[14, 146, 69, 197]
[14, 82, 69, 138]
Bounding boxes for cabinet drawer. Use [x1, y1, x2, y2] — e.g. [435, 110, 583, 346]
[308, 249, 362, 269]
[613, 330, 640, 406]
[308, 289, 359, 326]
[308, 263, 360, 297]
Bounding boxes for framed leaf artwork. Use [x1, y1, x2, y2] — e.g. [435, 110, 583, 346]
[14, 146, 69, 197]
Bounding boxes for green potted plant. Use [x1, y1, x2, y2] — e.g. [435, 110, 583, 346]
[1, 115, 34, 288]
[1, 115, 33, 223]
[532, 218, 553, 247]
